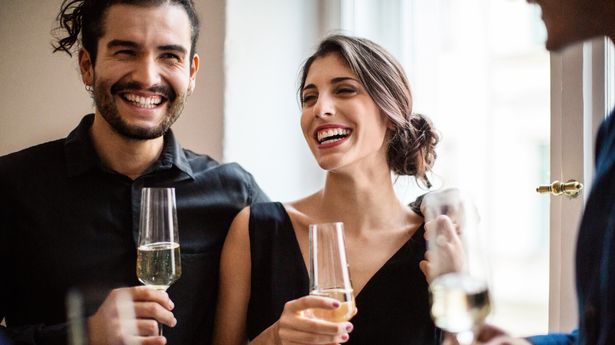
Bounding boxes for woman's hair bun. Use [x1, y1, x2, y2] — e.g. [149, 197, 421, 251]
[387, 113, 439, 187]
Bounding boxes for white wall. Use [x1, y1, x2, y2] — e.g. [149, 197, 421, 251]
[0, 0, 225, 160]
[224, 0, 324, 201]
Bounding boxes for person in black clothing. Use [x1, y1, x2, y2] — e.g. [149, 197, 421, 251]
[213, 35, 441, 345]
[0, 1, 268, 345]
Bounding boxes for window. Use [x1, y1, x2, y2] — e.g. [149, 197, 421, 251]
[335, 0, 550, 335]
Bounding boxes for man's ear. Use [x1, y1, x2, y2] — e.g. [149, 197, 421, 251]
[189, 53, 200, 94]
[79, 48, 94, 87]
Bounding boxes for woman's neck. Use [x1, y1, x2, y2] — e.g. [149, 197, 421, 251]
[312, 166, 411, 235]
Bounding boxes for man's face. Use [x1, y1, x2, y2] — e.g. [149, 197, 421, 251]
[530, 0, 602, 51]
[80, 3, 199, 140]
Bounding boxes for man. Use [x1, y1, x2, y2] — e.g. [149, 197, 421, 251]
[447, 0, 615, 344]
[0, 1, 268, 344]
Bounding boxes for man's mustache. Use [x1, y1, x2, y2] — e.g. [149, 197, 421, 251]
[110, 81, 176, 101]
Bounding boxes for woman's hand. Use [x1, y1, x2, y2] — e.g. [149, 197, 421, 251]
[274, 295, 354, 345]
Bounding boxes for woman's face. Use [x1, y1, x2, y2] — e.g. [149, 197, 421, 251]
[300, 53, 390, 173]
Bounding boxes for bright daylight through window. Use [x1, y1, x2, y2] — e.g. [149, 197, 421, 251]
[339, 0, 550, 335]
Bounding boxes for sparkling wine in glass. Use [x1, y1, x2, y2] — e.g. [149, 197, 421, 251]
[427, 197, 491, 345]
[308, 222, 355, 322]
[137, 187, 181, 335]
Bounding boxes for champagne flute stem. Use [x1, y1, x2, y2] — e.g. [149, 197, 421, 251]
[154, 286, 168, 337]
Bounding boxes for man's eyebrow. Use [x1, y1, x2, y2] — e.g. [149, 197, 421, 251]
[106, 41, 187, 55]
[159, 45, 188, 55]
[107, 39, 139, 49]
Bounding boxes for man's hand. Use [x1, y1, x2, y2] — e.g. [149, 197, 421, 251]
[420, 215, 465, 282]
[419, 188, 479, 235]
[87, 286, 176, 345]
[441, 324, 532, 345]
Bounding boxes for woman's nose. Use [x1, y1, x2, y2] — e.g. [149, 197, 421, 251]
[313, 94, 335, 118]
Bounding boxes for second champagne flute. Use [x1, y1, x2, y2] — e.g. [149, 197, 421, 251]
[308, 222, 354, 322]
[427, 200, 491, 345]
[137, 187, 182, 335]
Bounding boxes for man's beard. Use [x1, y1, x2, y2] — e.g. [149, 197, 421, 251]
[92, 77, 187, 140]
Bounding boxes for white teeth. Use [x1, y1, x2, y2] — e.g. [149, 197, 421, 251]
[124, 94, 162, 108]
[317, 128, 352, 144]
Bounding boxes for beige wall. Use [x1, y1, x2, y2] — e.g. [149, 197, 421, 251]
[0, 0, 225, 160]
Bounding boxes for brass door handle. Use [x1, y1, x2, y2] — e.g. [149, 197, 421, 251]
[536, 180, 584, 198]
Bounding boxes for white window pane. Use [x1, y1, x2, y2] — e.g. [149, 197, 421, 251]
[341, 0, 550, 335]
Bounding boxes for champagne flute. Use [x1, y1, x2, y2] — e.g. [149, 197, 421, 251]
[308, 222, 355, 322]
[427, 197, 491, 345]
[136, 187, 181, 336]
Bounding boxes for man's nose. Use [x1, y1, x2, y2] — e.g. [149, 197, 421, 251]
[132, 56, 162, 87]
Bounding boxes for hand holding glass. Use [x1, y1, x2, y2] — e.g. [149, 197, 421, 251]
[136, 187, 181, 335]
[427, 198, 490, 345]
[308, 222, 355, 322]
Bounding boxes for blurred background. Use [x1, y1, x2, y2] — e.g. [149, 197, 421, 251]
[1, 0, 553, 336]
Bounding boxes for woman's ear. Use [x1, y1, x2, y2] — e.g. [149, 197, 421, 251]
[386, 117, 397, 130]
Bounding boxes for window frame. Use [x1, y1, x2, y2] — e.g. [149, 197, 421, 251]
[549, 37, 613, 331]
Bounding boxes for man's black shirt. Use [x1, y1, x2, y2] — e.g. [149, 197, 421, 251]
[0, 114, 268, 345]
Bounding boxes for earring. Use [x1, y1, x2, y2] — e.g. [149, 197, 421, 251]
[85, 85, 93, 93]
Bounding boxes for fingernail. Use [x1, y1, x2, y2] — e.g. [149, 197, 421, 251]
[169, 301, 175, 310]
[345, 323, 353, 332]
[341, 334, 349, 341]
[332, 301, 340, 308]
[172, 318, 178, 327]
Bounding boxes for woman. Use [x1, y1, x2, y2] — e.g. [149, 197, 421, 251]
[213, 34, 440, 345]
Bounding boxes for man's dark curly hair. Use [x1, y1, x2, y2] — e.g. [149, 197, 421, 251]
[52, 0, 200, 64]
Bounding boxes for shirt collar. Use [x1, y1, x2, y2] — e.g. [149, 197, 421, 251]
[156, 129, 195, 179]
[64, 114, 99, 177]
[64, 114, 195, 179]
